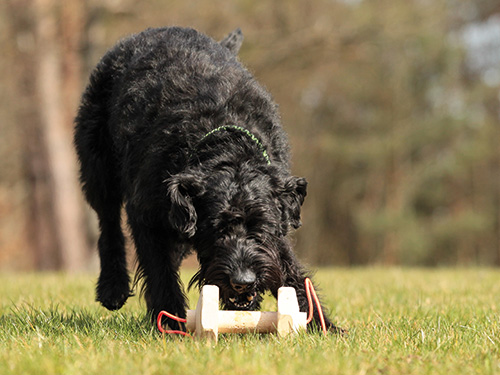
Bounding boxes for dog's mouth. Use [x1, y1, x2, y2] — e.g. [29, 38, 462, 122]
[224, 291, 258, 310]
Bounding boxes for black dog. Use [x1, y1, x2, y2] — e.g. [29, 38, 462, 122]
[75, 27, 340, 333]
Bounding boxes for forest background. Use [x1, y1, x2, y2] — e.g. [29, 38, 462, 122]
[1, 0, 500, 271]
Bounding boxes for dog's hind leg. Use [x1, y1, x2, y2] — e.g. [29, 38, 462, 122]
[92, 207, 131, 311]
[74, 60, 131, 311]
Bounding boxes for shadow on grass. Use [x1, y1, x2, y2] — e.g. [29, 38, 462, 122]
[0, 304, 154, 340]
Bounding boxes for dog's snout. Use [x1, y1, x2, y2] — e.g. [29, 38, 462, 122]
[230, 269, 256, 293]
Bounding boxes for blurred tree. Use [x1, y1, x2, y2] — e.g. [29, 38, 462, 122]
[0, 0, 36, 269]
[33, 0, 89, 271]
[237, 0, 500, 266]
[0, 0, 499, 269]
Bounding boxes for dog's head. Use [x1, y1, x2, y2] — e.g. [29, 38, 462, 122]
[165, 163, 307, 310]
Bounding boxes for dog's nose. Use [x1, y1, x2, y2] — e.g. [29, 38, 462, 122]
[230, 270, 256, 293]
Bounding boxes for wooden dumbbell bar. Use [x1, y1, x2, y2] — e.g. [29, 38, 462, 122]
[183, 285, 307, 342]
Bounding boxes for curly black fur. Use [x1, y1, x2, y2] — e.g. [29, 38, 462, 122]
[74, 26, 341, 333]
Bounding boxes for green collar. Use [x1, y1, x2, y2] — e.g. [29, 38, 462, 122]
[193, 125, 271, 165]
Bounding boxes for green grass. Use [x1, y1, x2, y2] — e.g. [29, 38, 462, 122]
[1, 268, 500, 374]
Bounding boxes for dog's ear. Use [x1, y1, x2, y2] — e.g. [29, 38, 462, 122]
[279, 176, 308, 235]
[166, 173, 205, 238]
[219, 28, 244, 55]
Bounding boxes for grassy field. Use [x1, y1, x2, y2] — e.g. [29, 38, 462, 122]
[1, 268, 499, 374]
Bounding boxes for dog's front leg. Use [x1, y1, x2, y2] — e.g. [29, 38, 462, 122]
[127, 213, 188, 330]
[278, 248, 345, 334]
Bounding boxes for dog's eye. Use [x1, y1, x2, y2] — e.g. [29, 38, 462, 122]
[245, 215, 260, 232]
[219, 210, 244, 229]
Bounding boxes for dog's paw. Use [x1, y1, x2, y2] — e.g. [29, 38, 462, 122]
[328, 323, 348, 336]
[96, 273, 132, 311]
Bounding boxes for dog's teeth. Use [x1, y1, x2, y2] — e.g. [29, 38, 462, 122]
[229, 298, 236, 303]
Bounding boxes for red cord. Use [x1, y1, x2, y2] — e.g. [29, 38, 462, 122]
[304, 277, 328, 336]
[157, 310, 192, 337]
[156, 278, 327, 337]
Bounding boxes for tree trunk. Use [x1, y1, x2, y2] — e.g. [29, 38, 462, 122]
[34, 0, 89, 271]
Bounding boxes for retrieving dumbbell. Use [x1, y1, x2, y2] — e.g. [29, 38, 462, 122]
[185, 285, 307, 342]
